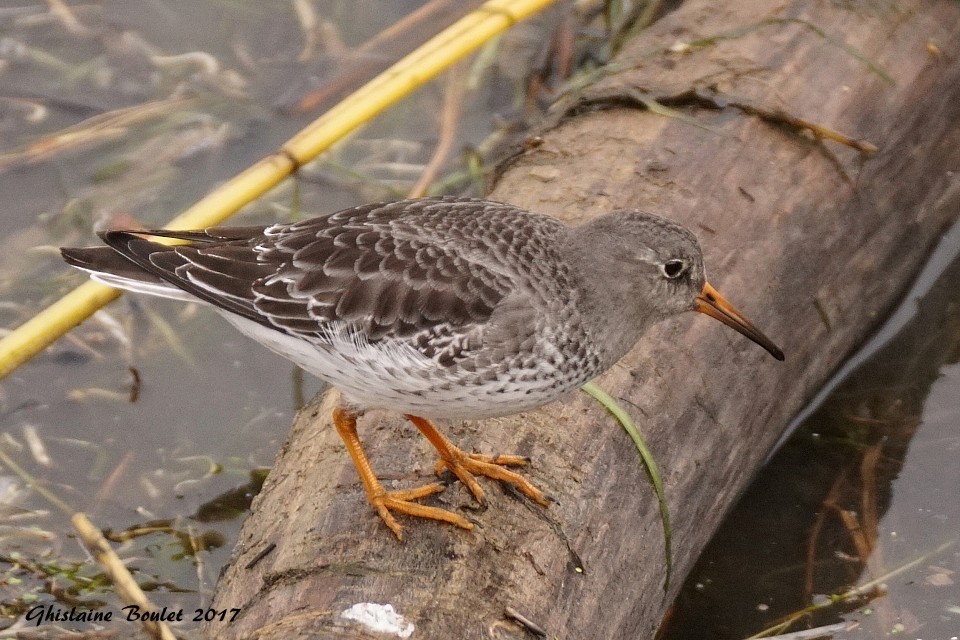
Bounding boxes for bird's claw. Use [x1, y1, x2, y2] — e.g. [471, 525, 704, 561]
[368, 484, 474, 540]
[435, 451, 549, 507]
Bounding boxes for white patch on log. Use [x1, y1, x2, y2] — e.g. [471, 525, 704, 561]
[340, 602, 415, 638]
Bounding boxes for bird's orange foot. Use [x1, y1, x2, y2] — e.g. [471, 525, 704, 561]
[368, 483, 474, 541]
[434, 451, 550, 507]
[333, 406, 475, 540]
[404, 414, 551, 508]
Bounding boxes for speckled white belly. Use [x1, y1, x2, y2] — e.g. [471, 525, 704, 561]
[223, 314, 578, 419]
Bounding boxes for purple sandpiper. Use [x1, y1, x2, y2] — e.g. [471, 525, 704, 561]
[62, 196, 783, 539]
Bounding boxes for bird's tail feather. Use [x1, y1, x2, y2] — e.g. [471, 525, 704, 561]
[60, 246, 198, 303]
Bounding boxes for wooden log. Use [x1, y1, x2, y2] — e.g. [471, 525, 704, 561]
[206, 1, 960, 637]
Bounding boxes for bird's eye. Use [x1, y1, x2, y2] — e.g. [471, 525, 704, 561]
[662, 259, 686, 279]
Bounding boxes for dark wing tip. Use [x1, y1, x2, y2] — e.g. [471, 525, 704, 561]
[61, 245, 163, 284]
[97, 227, 265, 244]
[98, 230, 173, 265]
[61, 245, 131, 272]
[60, 246, 98, 269]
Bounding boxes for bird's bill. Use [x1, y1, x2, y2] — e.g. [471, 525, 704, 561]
[695, 282, 785, 361]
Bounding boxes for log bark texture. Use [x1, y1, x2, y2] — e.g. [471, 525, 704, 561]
[207, 0, 960, 637]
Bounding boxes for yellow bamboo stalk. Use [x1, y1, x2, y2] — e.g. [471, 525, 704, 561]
[0, 0, 559, 380]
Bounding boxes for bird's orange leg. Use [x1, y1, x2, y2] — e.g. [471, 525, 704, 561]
[332, 406, 474, 540]
[404, 414, 550, 507]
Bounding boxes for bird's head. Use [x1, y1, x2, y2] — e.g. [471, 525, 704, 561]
[572, 210, 784, 361]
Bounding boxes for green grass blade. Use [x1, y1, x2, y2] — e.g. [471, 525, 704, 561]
[581, 381, 672, 592]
